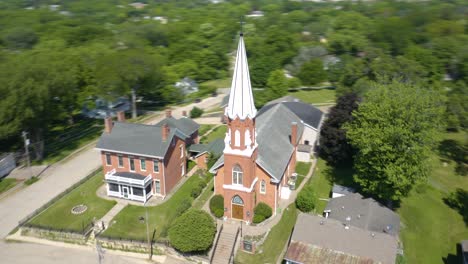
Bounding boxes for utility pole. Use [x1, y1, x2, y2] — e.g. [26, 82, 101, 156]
[145, 201, 152, 260]
[22, 131, 32, 179]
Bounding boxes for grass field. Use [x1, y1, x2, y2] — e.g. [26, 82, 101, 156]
[235, 204, 298, 264]
[193, 179, 214, 209]
[198, 124, 215, 137]
[201, 78, 231, 89]
[29, 172, 116, 232]
[103, 174, 208, 240]
[201, 125, 227, 144]
[295, 161, 312, 188]
[398, 132, 468, 264]
[288, 88, 336, 105]
[0, 178, 17, 194]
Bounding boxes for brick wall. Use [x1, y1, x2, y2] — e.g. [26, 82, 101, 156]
[162, 137, 187, 196]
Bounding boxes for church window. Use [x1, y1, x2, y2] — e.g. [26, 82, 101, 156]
[232, 165, 243, 185]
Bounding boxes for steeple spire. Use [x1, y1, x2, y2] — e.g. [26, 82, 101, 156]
[225, 34, 257, 120]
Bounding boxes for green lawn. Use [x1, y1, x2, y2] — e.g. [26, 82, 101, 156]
[201, 125, 227, 144]
[0, 178, 18, 194]
[398, 132, 468, 264]
[295, 161, 312, 188]
[201, 78, 231, 89]
[198, 124, 215, 137]
[235, 204, 298, 264]
[288, 88, 336, 105]
[29, 172, 116, 232]
[103, 174, 208, 241]
[193, 179, 214, 209]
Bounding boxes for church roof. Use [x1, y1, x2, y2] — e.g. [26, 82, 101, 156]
[225, 34, 257, 120]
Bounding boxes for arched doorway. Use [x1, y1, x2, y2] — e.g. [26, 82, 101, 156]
[231, 195, 244, 220]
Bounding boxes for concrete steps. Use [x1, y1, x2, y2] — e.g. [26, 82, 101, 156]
[211, 225, 239, 264]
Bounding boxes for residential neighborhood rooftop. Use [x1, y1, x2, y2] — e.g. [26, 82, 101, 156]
[188, 138, 225, 157]
[154, 116, 200, 138]
[285, 213, 398, 264]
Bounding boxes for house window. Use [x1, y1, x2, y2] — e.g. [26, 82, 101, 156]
[260, 180, 266, 194]
[118, 155, 124, 168]
[155, 180, 161, 194]
[232, 165, 243, 185]
[108, 183, 119, 192]
[153, 160, 159, 173]
[105, 153, 111, 166]
[133, 187, 143, 197]
[180, 145, 184, 158]
[129, 158, 135, 171]
[140, 159, 146, 171]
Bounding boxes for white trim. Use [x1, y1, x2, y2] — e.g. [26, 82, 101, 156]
[181, 163, 185, 176]
[260, 180, 266, 194]
[154, 179, 161, 194]
[180, 145, 184, 158]
[96, 148, 163, 159]
[223, 177, 258, 193]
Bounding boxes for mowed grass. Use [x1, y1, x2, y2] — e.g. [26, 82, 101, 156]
[29, 172, 116, 232]
[201, 78, 231, 89]
[288, 88, 336, 105]
[398, 132, 468, 264]
[201, 125, 227, 144]
[295, 161, 312, 188]
[193, 179, 214, 209]
[198, 124, 215, 137]
[235, 204, 298, 264]
[103, 174, 207, 241]
[0, 178, 18, 194]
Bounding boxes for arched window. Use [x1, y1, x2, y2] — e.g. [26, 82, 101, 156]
[232, 195, 244, 205]
[232, 165, 243, 185]
[260, 180, 266, 194]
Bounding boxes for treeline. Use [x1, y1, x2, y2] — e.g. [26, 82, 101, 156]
[0, 0, 466, 160]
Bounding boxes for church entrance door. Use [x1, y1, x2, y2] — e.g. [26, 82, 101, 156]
[232, 195, 244, 220]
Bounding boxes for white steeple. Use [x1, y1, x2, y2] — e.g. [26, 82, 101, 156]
[225, 34, 257, 120]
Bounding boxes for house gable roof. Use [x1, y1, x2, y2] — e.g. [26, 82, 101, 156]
[96, 122, 184, 158]
[325, 193, 401, 236]
[188, 138, 225, 158]
[154, 116, 199, 138]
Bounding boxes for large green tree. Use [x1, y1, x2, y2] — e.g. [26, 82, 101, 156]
[297, 59, 327, 85]
[346, 82, 445, 201]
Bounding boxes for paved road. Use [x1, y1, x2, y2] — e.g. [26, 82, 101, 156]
[0, 94, 224, 263]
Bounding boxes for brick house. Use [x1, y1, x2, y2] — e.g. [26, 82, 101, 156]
[96, 112, 199, 202]
[209, 34, 324, 222]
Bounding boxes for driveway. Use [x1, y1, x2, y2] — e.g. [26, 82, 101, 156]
[0, 94, 224, 262]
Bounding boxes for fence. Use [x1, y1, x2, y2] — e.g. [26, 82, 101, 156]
[20, 225, 92, 245]
[17, 167, 102, 227]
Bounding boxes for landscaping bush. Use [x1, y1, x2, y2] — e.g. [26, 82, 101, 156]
[209, 194, 224, 218]
[190, 107, 204, 118]
[175, 197, 192, 216]
[168, 209, 216, 253]
[295, 186, 317, 212]
[190, 178, 206, 198]
[253, 202, 273, 223]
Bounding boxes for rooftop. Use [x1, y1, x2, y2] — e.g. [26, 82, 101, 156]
[154, 116, 199, 138]
[188, 138, 225, 157]
[285, 213, 398, 264]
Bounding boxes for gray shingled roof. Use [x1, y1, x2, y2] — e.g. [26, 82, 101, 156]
[325, 193, 400, 236]
[96, 122, 185, 158]
[188, 138, 225, 157]
[209, 103, 305, 182]
[154, 117, 199, 138]
[286, 213, 398, 264]
[265, 95, 301, 105]
[332, 184, 356, 196]
[113, 171, 146, 180]
[258, 100, 324, 129]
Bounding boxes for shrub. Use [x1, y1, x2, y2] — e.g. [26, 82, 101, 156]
[190, 107, 204, 118]
[209, 194, 224, 218]
[253, 202, 273, 223]
[168, 209, 216, 253]
[295, 186, 317, 212]
[175, 198, 192, 216]
[190, 178, 206, 198]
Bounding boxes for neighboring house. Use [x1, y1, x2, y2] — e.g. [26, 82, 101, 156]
[188, 138, 225, 170]
[175, 77, 199, 95]
[324, 192, 400, 236]
[154, 110, 200, 145]
[82, 97, 131, 119]
[284, 213, 398, 264]
[246, 10, 264, 18]
[129, 2, 147, 9]
[96, 111, 195, 202]
[209, 33, 323, 222]
[462, 240, 468, 264]
[0, 153, 15, 178]
[331, 184, 356, 198]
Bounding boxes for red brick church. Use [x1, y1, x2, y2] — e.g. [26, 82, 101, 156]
[209, 34, 324, 223]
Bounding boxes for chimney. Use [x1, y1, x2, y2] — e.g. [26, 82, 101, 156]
[165, 109, 172, 118]
[104, 116, 113, 134]
[182, 110, 187, 117]
[291, 122, 298, 145]
[117, 111, 125, 122]
[162, 123, 170, 141]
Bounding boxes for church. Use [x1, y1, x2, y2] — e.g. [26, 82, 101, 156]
[209, 33, 324, 222]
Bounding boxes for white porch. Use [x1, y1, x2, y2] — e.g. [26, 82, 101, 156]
[105, 169, 153, 202]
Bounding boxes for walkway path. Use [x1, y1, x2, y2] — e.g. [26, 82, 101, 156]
[98, 202, 127, 231]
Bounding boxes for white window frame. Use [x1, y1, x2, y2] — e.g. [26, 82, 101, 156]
[181, 163, 185, 176]
[260, 180, 266, 194]
[232, 165, 243, 185]
[140, 158, 146, 171]
[155, 180, 161, 194]
[118, 155, 124, 168]
[105, 153, 111, 166]
[180, 145, 184, 158]
[129, 157, 135, 172]
[153, 160, 159, 173]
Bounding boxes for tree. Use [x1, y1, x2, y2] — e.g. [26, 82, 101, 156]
[168, 209, 216, 253]
[253, 202, 273, 223]
[345, 82, 445, 201]
[190, 107, 204, 118]
[297, 59, 327, 85]
[295, 185, 317, 212]
[3, 27, 38, 50]
[319, 92, 360, 166]
[209, 194, 224, 218]
[266, 70, 289, 99]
